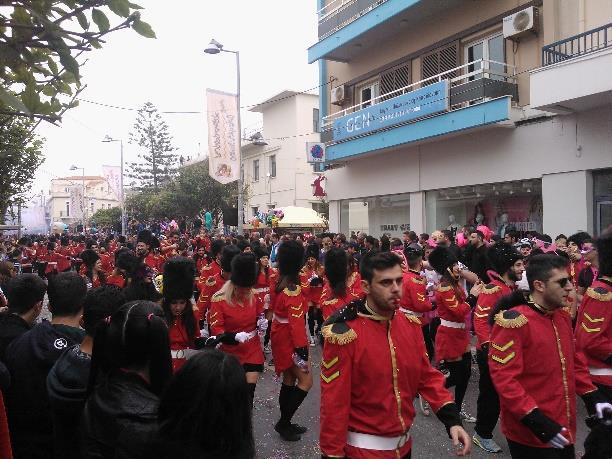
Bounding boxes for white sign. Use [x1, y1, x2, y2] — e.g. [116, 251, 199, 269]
[69, 186, 84, 220]
[102, 165, 122, 201]
[306, 142, 326, 163]
[206, 89, 240, 184]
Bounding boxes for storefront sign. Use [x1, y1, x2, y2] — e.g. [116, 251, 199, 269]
[306, 142, 326, 163]
[380, 223, 410, 232]
[332, 80, 449, 142]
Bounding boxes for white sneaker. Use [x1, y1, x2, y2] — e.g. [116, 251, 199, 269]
[309, 336, 316, 347]
[418, 396, 431, 416]
[460, 410, 476, 423]
[473, 434, 502, 453]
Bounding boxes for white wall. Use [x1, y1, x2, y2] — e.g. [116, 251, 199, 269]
[542, 170, 593, 237]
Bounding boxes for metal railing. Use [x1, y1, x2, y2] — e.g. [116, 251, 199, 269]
[542, 22, 612, 66]
[317, 0, 387, 40]
[322, 59, 516, 128]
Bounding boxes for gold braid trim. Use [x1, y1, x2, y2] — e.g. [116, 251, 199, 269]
[404, 314, 422, 325]
[482, 284, 501, 294]
[586, 287, 612, 302]
[438, 285, 453, 292]
[283, 286, 302, 297]
[321, 324, 357, 345]
[494, 311, 528, 329]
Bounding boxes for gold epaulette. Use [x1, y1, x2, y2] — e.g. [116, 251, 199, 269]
[586, 286, 612, 302]
[205, 276, 216, 287]
[283, 286, 302, 296]
[210, 292, 224, 302]
[321, 322, 357, 345]
[482, 284, 502, 294]
[322, 298, 338, 306]
[494, 310, 528, 329]
[404, 313, 422, 325]
[201, 264, 212, 271]
[410, 276, 426, 285]
[438, 285, 452, 292]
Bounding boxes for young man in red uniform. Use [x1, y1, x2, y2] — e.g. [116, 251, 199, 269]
[136, 230, 162, 274]
[320, 251, 471, 459]
[195, 245, 238, 323]
[472, 243, 524, 453]
[489, 254, 612, 458]
[575, 231, 612, 401]
[198, 239, 224, 279]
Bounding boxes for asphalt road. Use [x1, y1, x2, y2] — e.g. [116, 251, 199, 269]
[253, 344, 590, 459]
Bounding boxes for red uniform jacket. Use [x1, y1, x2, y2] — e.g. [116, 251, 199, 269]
[99, 253, 113, 275]
[320, 301, 456, 458]
[300, 265, 324, 309]
[399, 270, 433, 321]
[168, 318, 200, 372]
[143, 253, 162, 273]
[473, 273, 512, 349]
[575, 279, 612, 387]
[270, 286, 308, 375]
[254, 268, 277, 310]
[200, 260, 222, 278]
[106, 273, 127, 289]
[196, 273, 225, 320]
[346, 271, 365, 299]
[209, 292, 264, 366]
[489, 301, 597, 447]
[320, 286, 357, 322]
[434, 284, 470, 361]
[43, 252, 70, 274]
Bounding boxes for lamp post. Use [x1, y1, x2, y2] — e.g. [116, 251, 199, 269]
[69, 165, 85, 229]
[102, 136, 127, 235]
[204, 38, 244, 234]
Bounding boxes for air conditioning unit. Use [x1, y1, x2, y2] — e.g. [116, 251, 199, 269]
[330, 85, 347, 106]
[503, 6, 539, 40]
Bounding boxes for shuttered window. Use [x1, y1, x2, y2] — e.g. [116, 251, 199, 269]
[380, 62, 411, 100]
[421, 41, 460, 85]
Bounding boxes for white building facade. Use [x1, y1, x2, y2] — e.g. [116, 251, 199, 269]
[309, 0, 612, 239]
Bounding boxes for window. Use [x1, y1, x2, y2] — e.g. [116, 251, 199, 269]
[251, 206, 259, 217]
[313, 162, 325, 173]
[380, 63, 411, 100]
[253, 160, 259, 182]
[240, 163, 244, 182]
[356, 80, 380, 109]
[421, 41, 460, 84]
[269, 155, 276, 178]
[65, 201, 70, 217]
[90, 202, 94, 213]
[313, 108, 320, 133]
[465, 34, 505, 81]
[340, 194, 410, 237]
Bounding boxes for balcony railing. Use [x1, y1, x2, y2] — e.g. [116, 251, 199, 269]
[322, 59, 517, 130]
[542, 22, 612, 66]
[317, 0, 387, 40]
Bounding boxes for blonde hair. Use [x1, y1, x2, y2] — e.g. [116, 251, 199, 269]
[219, 280, 254, 306]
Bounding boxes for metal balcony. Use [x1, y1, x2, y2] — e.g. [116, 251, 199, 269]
[542, 22, 612, 66]
[317, 0, 388, 40]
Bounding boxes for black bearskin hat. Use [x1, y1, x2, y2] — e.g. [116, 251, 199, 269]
[428, 247, 458, 276]
[210, 239, 225, 258]
[278, 240, 304, 277]
[253, 245, 269, 260]
[220, 245, 241, 273]
[60, 236, 69, 246]
[137, 229, 153, 246]
[115, 250, 139, 275]
[597, 231, 612, 277]
[487, 242, 522, 275]
[163, 257, 196, 301]
[230, 252, 258, 288]
[150, 236, 161, 250]
[117, 235, 126, 244]
[80, 249, 99, 267]
[304, 243, 320, 261]
[47, 242, 56, 251]
[324, 247, 348, 289]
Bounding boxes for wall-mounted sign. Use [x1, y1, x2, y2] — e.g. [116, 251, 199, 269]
[306, 142, 326, 163]
[332, 80, 449, 142]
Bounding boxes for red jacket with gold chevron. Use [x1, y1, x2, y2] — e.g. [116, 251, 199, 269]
[489, 295, 597, 448]
[195, 273, 225, 320]
[473, 272, 513, 349]
[399, 269, 433, 320]
[320, 300, 460, 459]
[575, 278, 612, 386]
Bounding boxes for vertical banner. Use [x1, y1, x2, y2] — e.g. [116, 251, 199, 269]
[69, 186, 84, 220]
[102, 165, 122, 201]
[206, 89, 240, 184]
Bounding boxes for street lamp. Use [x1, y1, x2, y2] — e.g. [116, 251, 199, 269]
[204, 38, 244, 233]
[102, 135, 127, 235]
[69, 164, 86, 229]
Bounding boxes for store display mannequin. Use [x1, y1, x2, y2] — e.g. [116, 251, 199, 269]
[447, 214, 460, 235]
[497, 213, 514, 238]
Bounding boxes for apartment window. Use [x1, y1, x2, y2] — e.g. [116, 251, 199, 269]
[313, 162, 325, 173]
[313, 108, 320, 133]
[465, 33, 505, 81]
[269, 155, 276, 178]
[380, 62, 411, 100]
[253, 160, 259, 182]
[356, 79, 380, 109]
[90, 202, 94, 213]
[421, 41, 460, 84]
[65, 201, 70, 217]
[251, 206, 259, 217]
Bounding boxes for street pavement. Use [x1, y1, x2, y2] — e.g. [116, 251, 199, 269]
[253, 344, 590, 459]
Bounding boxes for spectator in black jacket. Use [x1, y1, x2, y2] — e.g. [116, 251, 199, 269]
[440, 230, 463, 263]
[47, 285, 126, 459]
[463, 229, 490, 282]
[5, 272, 86, 459]
[0, 274, 46, 361]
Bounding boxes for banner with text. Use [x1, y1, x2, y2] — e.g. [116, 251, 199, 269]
[69, 186, 84, 220]
[206, 89, 240, 184]
[102, 165, 122, 201]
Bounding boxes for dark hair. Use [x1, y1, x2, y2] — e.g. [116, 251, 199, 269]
[123, 278, 162, 302]
[162, 298, 197, 344]
[568, 231, 592, 249]
[419, 233, 429, 241]
[471, 230, 485, 240]
[506, 230, 519, 242]
[5, 274, 47, 315]
[82, 286, 126, 336]
[157, 350, 254, 459]
[0, 261, 15, 288]
[365, 235, 376, 246]
[360, 251, 401, 283]
[555, 234, 567, 242]
[441, 230, 453, 241]
[88, 301, 172, 396]
[47, 271, 87, 317]
[526, 254, 569, 292]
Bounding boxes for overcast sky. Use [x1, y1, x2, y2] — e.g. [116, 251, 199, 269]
[32, 0, 319, 196]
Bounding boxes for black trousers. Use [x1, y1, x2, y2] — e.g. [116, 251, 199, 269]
[507, 439, 575, 459]
[475, 348, 500, 438]
[595, 383, 612, 402]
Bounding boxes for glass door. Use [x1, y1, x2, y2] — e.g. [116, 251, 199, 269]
[465, 34, 505, 81]
[597, 200, 612, 235]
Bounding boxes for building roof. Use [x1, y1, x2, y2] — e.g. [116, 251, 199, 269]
[54, 176, 105, 181]
[249, 89, 318, 113]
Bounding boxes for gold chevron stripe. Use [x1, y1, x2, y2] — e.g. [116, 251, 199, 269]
[321, 356, 338, 369]
[491, 352, 515, 364]
[291, 312, 303, 318]
[581, 323, 601, 333]
[474, 312, 488, 318]
[290, 304, 302, 311]
[321, 370, 340, 383]
[491, 340, 514, 352]
[584, 312, 604, 323]
[477, 305, 491, 312]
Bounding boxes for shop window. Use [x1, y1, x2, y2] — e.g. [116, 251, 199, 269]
[340, 193, 410, 238]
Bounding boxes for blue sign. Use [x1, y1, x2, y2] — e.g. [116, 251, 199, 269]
[332, 80, 449, 142]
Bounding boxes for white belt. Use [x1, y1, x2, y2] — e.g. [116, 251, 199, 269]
[399, 307, 423, 317]
[171, 349, 188, 359]
[254, 287, 269, 293]
[440, 319, 465, 329]
[273, 313, 288, 324]
[347, 431, 410, 451]
[242, 330, 258, 341]
[589, 367, 612, 376]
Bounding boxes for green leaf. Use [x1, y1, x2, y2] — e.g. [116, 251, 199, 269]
[58, 51, 80, 80]
[128, 2, 143, 9]
[22, 84, 41, 112]
[91, 8, 110, 32]
[132, 19, 156, 38]
[11, 7, 31, 26]
[76, 11, 89, 30]
[42, 85, 56, 97]
[108, 0, 131, 18]
[0, 86, 30, 114]
[47, 57, 59, 75]
[89, 38, 102, 49]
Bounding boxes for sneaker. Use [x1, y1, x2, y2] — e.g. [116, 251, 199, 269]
[473, 434, 502, 453]
[460, 410, 476, 423]
[418, 396, 431, 416]
[309, 336, 316, 347]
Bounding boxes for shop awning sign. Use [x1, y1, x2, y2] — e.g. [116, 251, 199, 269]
[332, 80, 449, 142]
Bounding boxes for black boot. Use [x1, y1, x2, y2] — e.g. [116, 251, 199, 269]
[275, 384, 301, 441]
[289, 386, 308, 434]
[247, 383, 256, 408]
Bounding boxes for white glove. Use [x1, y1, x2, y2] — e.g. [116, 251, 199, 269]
[200, 327, 209, 339]
[235, 332, 250, 343]
[595, 402, 612, 425]
[547, 429, 570, 449]
[264, 293, 270, 309]
[257, 317, 268, 331]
